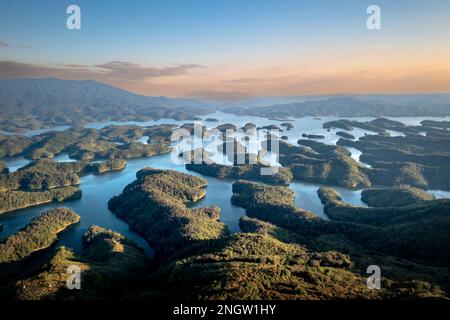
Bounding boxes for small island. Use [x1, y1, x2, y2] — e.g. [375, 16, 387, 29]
[108, 168, 227, 258]
[302, 133, 325, 139]
[361, 185, 435, 207]
[0, 208, 80, 263]
[336, 131, 355, 140]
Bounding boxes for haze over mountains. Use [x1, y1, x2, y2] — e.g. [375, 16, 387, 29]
[1, 77, 450, 132]
[228, 94, 450, 117]
[0, 78, 213, 132]
[0, 77, 210, 111]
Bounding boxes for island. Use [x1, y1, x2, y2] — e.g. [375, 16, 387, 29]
[108, 168, 227, 258]
[302, 133, 325, 139]
[0, 208, 80, 264]
[336, 131, 355, 140]
[361, 185, 435, 207]
[4, 224, 150, 300]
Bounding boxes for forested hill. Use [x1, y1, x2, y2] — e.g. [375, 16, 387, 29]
[0, 78, 213, 132]
[227, 95, 450, 118]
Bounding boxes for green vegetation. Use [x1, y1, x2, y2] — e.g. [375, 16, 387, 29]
[0, 208, 80, 263]
[226, 181, 450, 297]
[108, 168, 227, 258]
[1, 175, 447, 299]
[266, 139, 370, 188]
[0, 161, 8, 174]
[339, 134, 450, 167]
[361, 185, 435, 207]
[231, 180, 295, 208]
[0, 158, 127, 193]
[0, 160, 80, 192]
[131, 233, 375, 300]
[184, 144, 292, 186]
[70, 139, 171, 161]
[186, 162, 293, 185]
[259, 124, 281, 131]
[215, 123, 237, 134]
[323, 118, 424, 135]
[0, 187, 81, 214]
[231, 180, 316, 222]
[0, 158, 128, 212]
[230, 97, 450, 119]
[0, 78, 212, 133]
[10, 226, 150, 300]
[100, 125, 144, 143]
[179, 123, 207, 137]
[0, 125, 172, 162]
[336, 131, 355, 139]
[144, 124, 177, 143]
[217, 139, 258, 165]
[239, 215, 305, 244]
[323, 120, 354, 131]
[88, 159, 126, 174]
[421, 120, 450, 129]
[339, 131, 450, 190]
[318, 186, 450, 265]
[302, 133, 325, 139]
[280, 122, 294, 130]
[0, 134, 32, 158]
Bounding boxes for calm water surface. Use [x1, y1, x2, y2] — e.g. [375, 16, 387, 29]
[1, 113, 448, 255]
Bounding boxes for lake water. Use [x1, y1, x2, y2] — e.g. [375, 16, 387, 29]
[1, 112, 448, 255]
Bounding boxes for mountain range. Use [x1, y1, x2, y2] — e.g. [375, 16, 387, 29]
[1, 77, 450, 132]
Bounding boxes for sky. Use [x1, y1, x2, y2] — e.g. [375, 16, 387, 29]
[0, 0, 449, 99]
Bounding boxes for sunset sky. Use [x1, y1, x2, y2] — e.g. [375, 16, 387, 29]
[0, 0, 449, 99]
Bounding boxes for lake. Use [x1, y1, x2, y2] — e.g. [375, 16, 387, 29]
[1, 112, 449, 256]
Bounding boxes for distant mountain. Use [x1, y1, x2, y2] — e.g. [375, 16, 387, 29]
[0, 78, 213, 132]
[1, 78, 450, 132]
[228, 95, 450, 118]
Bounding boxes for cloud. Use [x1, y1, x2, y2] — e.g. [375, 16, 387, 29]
[62, 63, 91, 68]
[224, 74, 298, 85]
[94, 61, 205, 81]
[0, 60, 206, 82]
[223, 77, 265, 84]
[0, 60, 92, 78]
[0, 41, 10, 48]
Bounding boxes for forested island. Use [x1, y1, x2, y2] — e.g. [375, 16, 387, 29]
[0, 158, 129, 213]
[0, 124, 172, 161]
[0, 92, 450, 300]
[108, 168, 227, 258]
[1, 0, 450, 305]
[2, 170, 443, 300]
[0, 208, 80, 264]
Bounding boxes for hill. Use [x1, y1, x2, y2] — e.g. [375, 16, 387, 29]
[229, 96, 450, 118]
[0, 78, 213, 132]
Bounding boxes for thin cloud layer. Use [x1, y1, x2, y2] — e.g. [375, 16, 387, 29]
[0, 60, 205, 82]
[0, 41, 10, 48]
[1, 60, 450, 98]
[188, 90, 253, 101]
[94, 61, 205, 81]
